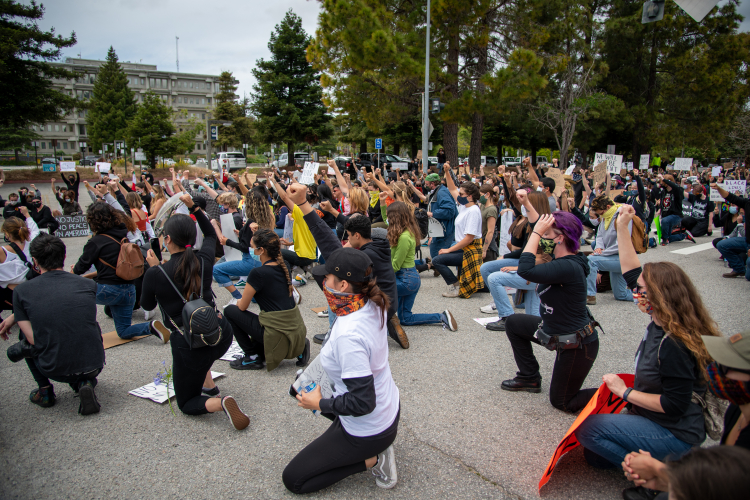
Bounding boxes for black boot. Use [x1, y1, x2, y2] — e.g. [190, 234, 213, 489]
[7, 339, 35, 363]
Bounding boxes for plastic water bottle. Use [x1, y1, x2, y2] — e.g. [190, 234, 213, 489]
[295, 369, 318, 416]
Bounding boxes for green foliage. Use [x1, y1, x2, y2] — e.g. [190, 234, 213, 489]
[125, 92, 175, 169]
[252, 10, 332, 166]
[87, 46, 136, 152]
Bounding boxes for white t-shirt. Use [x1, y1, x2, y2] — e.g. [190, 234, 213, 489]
[319, 300, 400, 437]
[454, 204, 482, 242]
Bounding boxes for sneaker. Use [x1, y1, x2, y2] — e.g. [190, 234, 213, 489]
[223, 298, 238, 309]
[480, 303, 497, 314]
[29, 386, 56, 408]
[587, 296, 597, 305]
[78, 380, 100, 415]
[441, 283, 460, 298]
[229, 354, 265, 370]
[202, 386, 220, 397]
[221, 396, 250, 430]
[317, 310, 329, 318]
[372, 444, 398, 489]
[723, 271, 742, 278]
[441, 310, 458, 331]
[685, 230, 696, 244]
[296, 338, 310, 367]
[389, 316, 410, 349]
[313, 333, 326, 345]
[501, 378, 542, 393]
[150, 320, 171, 344]
[486, 318, 506, 331]
[143, 308, 156, 321]
[292, 286, 301, 305]
[235, 279, 247, 288]
[294, 274, 307, 286]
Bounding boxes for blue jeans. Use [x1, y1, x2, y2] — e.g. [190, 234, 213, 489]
[716, 236, 750, 275]
[480, 258, 519, 285]
[395, 267, 441, 325]
[431, 249, 463, 285]
[661, 214, 682, 243]
[96, 284, 151, 339]
[487, 271, 540, 318]
[429, 237, 454, 262]
[574, 413, 693, 469]
[587, 254, 633, 301]
[274, 228, 285, 238]
[213, 252, 261, 287]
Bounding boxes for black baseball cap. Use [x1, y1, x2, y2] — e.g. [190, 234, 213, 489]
[312, 248, 373, 283]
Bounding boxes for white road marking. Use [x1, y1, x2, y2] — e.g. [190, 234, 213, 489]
[670, 242, 714, 255]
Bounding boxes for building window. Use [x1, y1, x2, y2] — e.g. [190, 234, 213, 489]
[202, 113, 206, 119]
[46, 124, 51, 131]
[172, 96, 176, 103]
[140, 78, 145, 85]
[189, 82, 193, 88]
[62, 142, 67, 149]
[79, 124, 86, 135]
[41, 142, 46, 149]
[207, 97, 211, 104]
[62, 125, 67, 133]
[149, 78, 154, 87]
[89, 75, 95, 84]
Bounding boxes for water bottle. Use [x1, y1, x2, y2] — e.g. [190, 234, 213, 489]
[295, 369, 319, 416]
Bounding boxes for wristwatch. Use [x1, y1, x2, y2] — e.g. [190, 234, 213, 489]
[622, 387, 633, 402]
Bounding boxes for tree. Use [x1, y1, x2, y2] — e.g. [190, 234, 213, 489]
[251, 10, 332, 167]
[212, 71, 242, 151]
[727, 109, 750, 166]
[87, 46, 136, 153]
[0, 0, 78, 162]
[125, 92, 175, 169]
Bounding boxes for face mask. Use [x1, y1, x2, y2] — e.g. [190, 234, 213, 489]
[624, 190, 637, 197]
[706, 362, 750, 406]
[64, 199, 70, 203]
[31, 201, 41, 207]
[589, 217, 600, 226]
[632, 289, 653, 315]
[539, 237, 557, 255]
[219, 206, 228, 214]
[457, 196, 469, 205]
[479, 195, 487, 205]
[626, 176, 631, 181]
[730, 206, 738, 214]
[69, 177, 75, 182]
[9, 200, 17, 206]
[323, 284, 366, 317]
[536, 187, 544, 192]
[499, 195, 505, 201]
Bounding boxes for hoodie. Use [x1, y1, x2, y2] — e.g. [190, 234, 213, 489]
[518, 251, 595, 340]
[302, 210, 397, 320]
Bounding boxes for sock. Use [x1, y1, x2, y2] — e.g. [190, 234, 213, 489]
[230, 289, 242, 299]
[248, 354, 258, 360]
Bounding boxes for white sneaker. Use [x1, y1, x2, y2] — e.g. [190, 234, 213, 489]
[442, 283, 460, 298]
[317, 310, 329, 318]
[372, 444, 397, 489]
[143, 308, 156, 321]
[480, 303, 497, 314]
[223, 298, 238, 309]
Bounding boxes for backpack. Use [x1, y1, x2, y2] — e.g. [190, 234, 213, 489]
[7, 242, 40, 281]
[630, 216, 648, 254]
[414, 208, 429, 239]
[98, 234, 145, 280]
[157, 262, 222, 349]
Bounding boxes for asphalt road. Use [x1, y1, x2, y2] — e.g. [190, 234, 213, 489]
[0, 184, 747, 499]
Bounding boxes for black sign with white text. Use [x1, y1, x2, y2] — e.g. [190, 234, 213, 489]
[55, 215, 90, 238]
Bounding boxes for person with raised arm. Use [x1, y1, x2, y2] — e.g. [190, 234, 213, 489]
[711, 182, 750, 279]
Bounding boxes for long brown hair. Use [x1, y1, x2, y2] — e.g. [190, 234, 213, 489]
[510, 191, 551, 238]
[2, 217, 31, 243]
[390, 181, 415, 212]
[386, 201, 421, 248]
[86, 201, 137, 234]
[641, 262, 721, 378]
[245, 191, 274, 229]
[349, 266, 390, 327]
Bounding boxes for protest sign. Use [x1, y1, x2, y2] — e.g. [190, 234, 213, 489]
[59, 161, 76, 172]
[95, 162, 111, 173]
[246, 173, 257, 184]
[724, 179, 747, 197]
[673, 158, 693, 171]
[711, 166, 722, 177]
[565, 166, 575, 175]
[298, 161, 318, 185]
[593, 161, 607, 186]
[723, 162, 733, 170]
[624, 162, 634, 171]
[220, 213, 243, 262]
[427, 218, 445, 238]
[546, 167, 565, 197]
[639, 154, 650, 169]
[594, 152, 623, 174]
[130, 372, 224, 404]
[538, 374, 634, 492]
[390, 162, 408, 171]
[498, 210, 514, 252]
[54, 215, 89, 238]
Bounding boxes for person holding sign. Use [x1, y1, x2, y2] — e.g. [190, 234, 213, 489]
[60, 169, 81, 201]
[574, 204, 719, 469]
[711, 182, 750, 279]
[283, 248, 400, 493]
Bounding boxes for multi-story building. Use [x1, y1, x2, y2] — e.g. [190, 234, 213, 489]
[30, 57, 219, 157]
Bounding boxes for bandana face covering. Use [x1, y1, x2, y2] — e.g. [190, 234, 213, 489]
[706, 362, 750, 406]
[539, 237, 557, 255]
[370, 190, 380, 207]
[323, 285, 366, 317]
[632, 289, 653, 315]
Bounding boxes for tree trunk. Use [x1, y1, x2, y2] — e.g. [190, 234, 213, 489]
[443, 31, 461, 167]
[287, 142, 294, 167]
[530, 136, 537, 166]
[411, 142, 418, 160]
[359, 141, 367, 154]
[469, 113, 484, 171]
[580, 147, 589, 170]
[14, 148, 20, 164]
[393, 144, 400, 156]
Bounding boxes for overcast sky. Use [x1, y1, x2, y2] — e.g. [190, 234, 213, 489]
[33, 0, 750, 100]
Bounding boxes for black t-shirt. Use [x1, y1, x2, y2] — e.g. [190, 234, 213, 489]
[13, 271, 104, 376]
[247, 264, 295, 312]
[660, 180, 683, 218]
[687, 194, 714, 221]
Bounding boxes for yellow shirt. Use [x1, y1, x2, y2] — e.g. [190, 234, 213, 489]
[292, 204, 317, 260]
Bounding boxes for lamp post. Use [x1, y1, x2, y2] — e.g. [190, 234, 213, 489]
[206, 119, 233, 172]
[421, 0, 431, 173]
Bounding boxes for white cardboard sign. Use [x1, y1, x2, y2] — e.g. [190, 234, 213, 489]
[673, 158, 693, 171]
[711, 166, 722, 177]
[130, 371, 224, 403]
[594, 153, 623, 174]
[220, 213, 243, 262]
[710, 180, 747, 202]
[565, 166, 575, 175]
[390, 162, 409, 170]
[498, 210, 514, 253]
[96, 162, 111, 173]
[298, 162, 319, 185]
[639, 155, 650, 169]
[59, 161, 76, 172]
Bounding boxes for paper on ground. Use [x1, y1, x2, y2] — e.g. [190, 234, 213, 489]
[220, 340, 245, 361]
[130, 371, 224, 403]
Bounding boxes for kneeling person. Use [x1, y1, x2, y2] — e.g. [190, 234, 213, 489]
[3, 233, 104, 415]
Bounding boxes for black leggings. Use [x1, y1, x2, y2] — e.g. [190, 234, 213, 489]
[169, 315, 233, 415]
[281, 249, 315, 274]
[681, 216, 709, 237]
[223, 305, 265, 360]
[0, 285, 13, 311]
[505, 314, 599, 413]
[283, 408, 400, 494]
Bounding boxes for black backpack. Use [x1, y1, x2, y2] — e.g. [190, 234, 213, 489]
[8, 242, 40, 281]
[414, 208, 429, 239]
[157, 262, 222, 349]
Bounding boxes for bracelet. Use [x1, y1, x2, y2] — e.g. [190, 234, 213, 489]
[622, 387, 633, 402]
[533, 231, 543, 237]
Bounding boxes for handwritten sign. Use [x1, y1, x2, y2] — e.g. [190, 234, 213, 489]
[538, 374, 635, 492]
[298, 162, 319, 185]
[59, 161, 76, 172]
[55, 215, 89, 238]
[594, 152, 623, 174]
[673, 158, 693, 171]
[723, 162, 733, 170]
[593, 161, 608, 186]
[639, 154, 650, 169]
[546, 167, 565, 197]
[498, 210, 514, 252]
[712, 180, 748, 201]
[246, 173, 257, 184]
[95, 162, 111, 173]
[390, 162, 408, 171]
[711, 166, 722, 177]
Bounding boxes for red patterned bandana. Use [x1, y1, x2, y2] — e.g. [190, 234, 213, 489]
[323, 285, 366, 317]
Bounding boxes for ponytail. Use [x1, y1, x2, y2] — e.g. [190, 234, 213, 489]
[350, 267, 390, 327]
[163, 214, 201, 298]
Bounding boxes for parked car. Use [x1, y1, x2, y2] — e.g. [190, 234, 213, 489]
[211, 152, 246, 172]
[535, 156, 549, 166]
[482, 155, 498, 166]
[333, 156, 352, 171]
[41, 157, 58, 164]
[78, 155, 99, 166]
[272, 152, 310, 169]
[195, 158, 207, 166]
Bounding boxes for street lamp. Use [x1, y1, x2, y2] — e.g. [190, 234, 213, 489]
[205, 119, 233, 171]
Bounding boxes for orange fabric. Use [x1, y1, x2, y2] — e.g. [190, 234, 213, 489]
[131, 209, 148, 232]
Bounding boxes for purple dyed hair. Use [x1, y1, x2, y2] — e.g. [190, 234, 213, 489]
[551, 211, 583, 253]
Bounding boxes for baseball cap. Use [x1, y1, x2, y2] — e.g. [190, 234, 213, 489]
[702, 332, 750, 371]
[312, 248, 374, 283]
[425, 173, 440, 182]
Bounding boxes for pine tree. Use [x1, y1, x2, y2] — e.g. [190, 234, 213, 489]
[251, 9, 332, 166]
[87, 46, 136, 152]
[125, 92, 175, 169]
[212, 71, 242, 150]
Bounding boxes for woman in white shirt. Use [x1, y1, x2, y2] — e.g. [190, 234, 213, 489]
[0, 210, 40, 310]
[283, 248, 401, 493]
[431, 172, 483, 297]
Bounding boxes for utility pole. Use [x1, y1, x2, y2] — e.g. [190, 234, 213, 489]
[176, 36, 179, 72]
[421, 0, 431, 173]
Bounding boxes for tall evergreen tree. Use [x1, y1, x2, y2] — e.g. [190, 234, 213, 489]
[87, 46, 136, 152]
[0, 0, 78, 162]
[125, 92, 175, 169]
[251, 9, 332, 167]
[212, 71, 241, 151]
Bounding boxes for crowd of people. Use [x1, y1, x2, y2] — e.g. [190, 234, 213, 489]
[0, 155, 748, 497]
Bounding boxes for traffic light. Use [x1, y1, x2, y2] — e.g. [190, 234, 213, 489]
[430, 98, 445, 113]
[642, 0, 665, 24]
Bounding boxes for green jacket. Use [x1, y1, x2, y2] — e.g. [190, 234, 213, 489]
[258, 305, 307, 371]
